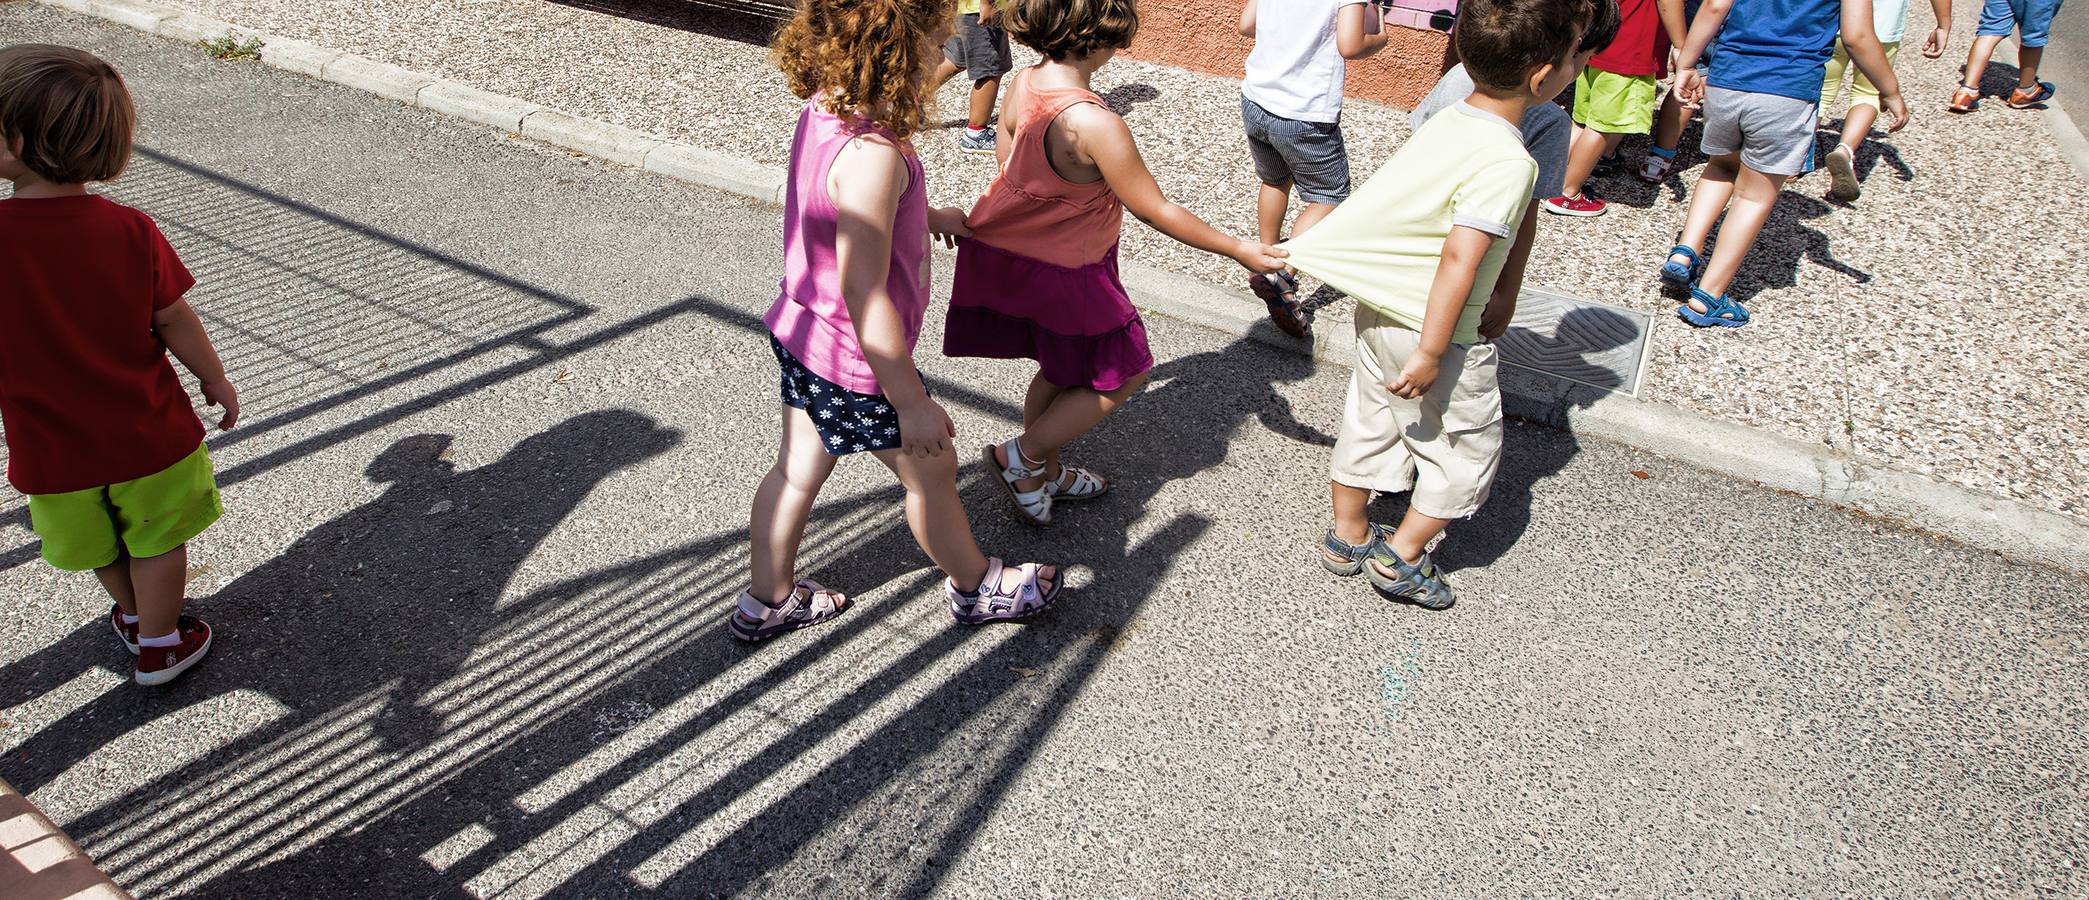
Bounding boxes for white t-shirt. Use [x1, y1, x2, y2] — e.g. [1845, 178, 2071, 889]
[1242, 0, 1369, 123]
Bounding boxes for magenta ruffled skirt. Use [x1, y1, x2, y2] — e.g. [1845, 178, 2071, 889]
[943, 240, 1155, 392]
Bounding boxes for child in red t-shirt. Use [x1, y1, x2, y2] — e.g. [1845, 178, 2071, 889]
[1, 44, 240, 686]
[1544, 0, 1687, 217]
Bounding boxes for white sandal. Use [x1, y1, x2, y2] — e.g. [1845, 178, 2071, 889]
[1045, 465, 1109, 501]
[984, 437, 1052, 525]
[948, 557, 1062, 624]
[728, 579, 849, 642]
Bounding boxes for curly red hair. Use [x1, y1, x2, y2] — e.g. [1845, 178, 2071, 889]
[772, 0, 955, 140]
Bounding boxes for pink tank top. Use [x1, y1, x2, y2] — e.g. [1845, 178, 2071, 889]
[963, 71, 1124, 270]
[764, 99, 930, 396]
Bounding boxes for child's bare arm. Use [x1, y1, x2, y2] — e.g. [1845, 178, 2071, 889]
[152, 298, 239, 429]
[1656, 0, 1689, 52]
[1390, 226, 1494, 399]
[1923, 0, 1952, 56]
[1336, 3, 1389, 59]
[831, 137, 953, 457]
[1674, 0, 1732, 104]
[1838, 0, 1909, 130]
[1479, 200, 1540, 341]
[1073, 105, 1286, 273]
[1238, 0, 1257, 38]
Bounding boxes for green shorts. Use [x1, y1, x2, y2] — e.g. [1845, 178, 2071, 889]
[26, 443, 222, 571]
[1572, 66, 1659, 134]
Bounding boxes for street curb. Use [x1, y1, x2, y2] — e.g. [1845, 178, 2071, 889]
[35, 0, 2089, 576]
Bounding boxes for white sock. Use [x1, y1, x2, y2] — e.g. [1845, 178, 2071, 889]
[967, 125, 989, 138]
[139, 630, 182, 648]
[119, 612, 139, 625]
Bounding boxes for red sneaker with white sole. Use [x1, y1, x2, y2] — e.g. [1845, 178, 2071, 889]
[134, 615, 213, 686]
[1541, 193, 1608, 217]
[110, 604, 140, 655]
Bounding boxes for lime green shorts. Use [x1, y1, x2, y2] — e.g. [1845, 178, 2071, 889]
[1572, 66, 1659, 134]
[26, 443, 222, 571]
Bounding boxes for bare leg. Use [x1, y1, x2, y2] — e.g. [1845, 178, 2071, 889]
[1255, 181, 1291, 246]
[1963, 34, 2006, 91]
[1289, 201, 1338, 240]
[1327, 481, 1373, 561]
[1653, 90, 1689, 153]
[1838, 103, 1879, 151]
[997, 372, 1150, 493]
[95, 553, 138, 617]
[932, 58, 962, 92]
[1672, 151, 1739, 274]
[873, 447, 1054, 594]
[2017, 46, 2044, 88]
[749, 405, 839, 604]
[1560, 128, 1628, 197]
[1693, 162, 1783, 303]
[129, 545, 189, 639]
[1021, 374, 1068, 484]
[966, 76, 1001, 129]
[1378, 507, 1451, 570]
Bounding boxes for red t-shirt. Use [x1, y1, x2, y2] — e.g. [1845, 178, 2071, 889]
[1591, 0, 1674, 78]
[0, 194, 205, 495]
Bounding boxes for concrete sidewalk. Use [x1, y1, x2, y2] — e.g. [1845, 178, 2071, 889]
[3, 10, 2086, 898]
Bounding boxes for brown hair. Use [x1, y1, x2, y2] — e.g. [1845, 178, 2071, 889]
[0, 44, 135, 185]
[772, 0, 954, 140]
[1455, 0, 1583, 94]
[1003, 0, 1140, 62]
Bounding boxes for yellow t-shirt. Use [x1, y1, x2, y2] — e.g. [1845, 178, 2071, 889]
[1283, 102, 1537, 345]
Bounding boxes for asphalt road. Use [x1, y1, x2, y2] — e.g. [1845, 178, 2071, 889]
[2, 7, 2085, 898]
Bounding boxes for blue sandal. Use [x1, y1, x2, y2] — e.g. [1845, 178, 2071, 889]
[1366, 549, 1456, 611]
[1321, 524, 1393, 576]
[1659, 244, 1702, 289]
[1676, 286, 1751, 328]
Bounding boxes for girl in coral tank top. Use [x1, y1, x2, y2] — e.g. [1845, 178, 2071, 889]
[734, 0, 1063, 642]
[945, 0, 1288, 526]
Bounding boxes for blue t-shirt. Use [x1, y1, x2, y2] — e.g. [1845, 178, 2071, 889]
[1707, 0, 1841, 102]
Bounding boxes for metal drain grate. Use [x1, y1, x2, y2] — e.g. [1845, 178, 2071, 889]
[1494, 286, 1653, 398]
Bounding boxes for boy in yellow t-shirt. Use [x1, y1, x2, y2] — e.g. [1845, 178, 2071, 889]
[1282, 0, 1586, 611]
[932, 0, 1012, 155]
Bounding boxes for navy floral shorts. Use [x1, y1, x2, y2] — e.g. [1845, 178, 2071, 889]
[770, 335, 910, 456]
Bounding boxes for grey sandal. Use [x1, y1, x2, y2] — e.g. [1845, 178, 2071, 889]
[1321, 524, 1392, 576]
[729, 579, 850, 641]
[1367, 550, 1456, 611]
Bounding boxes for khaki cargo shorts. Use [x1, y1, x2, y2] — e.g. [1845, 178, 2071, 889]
[1329, 306, 1504, 520]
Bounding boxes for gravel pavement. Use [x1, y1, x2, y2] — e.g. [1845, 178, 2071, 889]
[83, 0, 2089, 523]
[3, 9, 2087, 898]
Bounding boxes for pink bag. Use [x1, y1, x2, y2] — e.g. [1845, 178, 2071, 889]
[1378, 0, 1457, 32]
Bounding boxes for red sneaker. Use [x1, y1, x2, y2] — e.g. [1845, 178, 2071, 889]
[110, 604, 139, 655]
[1541, 193, 1608, 217]
[1948, 84, 1980, 113]
[134, 615, 213, 686]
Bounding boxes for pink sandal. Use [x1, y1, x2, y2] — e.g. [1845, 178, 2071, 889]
[949, 557, 1062, 624]
[729, 579, 850, 642]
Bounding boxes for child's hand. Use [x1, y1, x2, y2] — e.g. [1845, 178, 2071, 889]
[1675, 68, 1705, 108]
[1231, 239, 1289, 274]
[1387, 351, 1440, 400]
[896, 397, 956, 458]
[1922, 26, 1949, 57]
[1881, 91, 1911, 132]
[928, 206, 972, 249]
[1478, 296, 1514, 341]
[201, 378, 240, 430]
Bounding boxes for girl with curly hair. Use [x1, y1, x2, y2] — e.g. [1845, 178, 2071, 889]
[944, 0, 1289, 527]
[733, 0, 1063, 641]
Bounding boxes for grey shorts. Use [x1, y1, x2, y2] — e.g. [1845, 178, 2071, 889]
[1241, 97, 1352, 205]
[1699, 86, 1820, 176]
[944, 14, 1011, 82]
